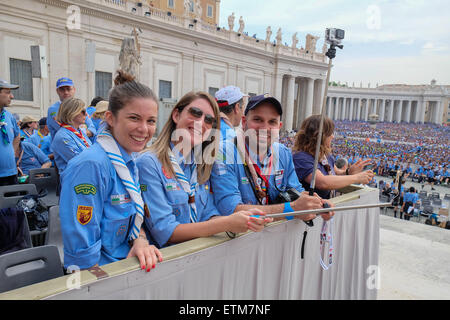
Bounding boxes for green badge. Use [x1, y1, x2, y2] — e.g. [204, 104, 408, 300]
[140, 184, 147, 192]
[74, 184, 97, 195]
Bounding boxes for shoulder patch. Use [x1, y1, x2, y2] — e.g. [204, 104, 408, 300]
[74, 184, 97, 195]
[77, 205, 93, 225]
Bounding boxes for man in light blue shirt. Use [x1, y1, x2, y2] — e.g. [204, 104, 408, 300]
[214, 85, 247, 142]
[47, 77, 96, 141]
[210, 94, 332, 221]
[0, 78, 21, 185]
[29, 117, 53, 159]
[16, 140, 51, 176]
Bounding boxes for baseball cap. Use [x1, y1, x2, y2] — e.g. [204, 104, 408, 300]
[215, 86, 246, 107]
[56, 77, 74, 88]
[244, 94, 283, 116]
[0, 78, 19, 89]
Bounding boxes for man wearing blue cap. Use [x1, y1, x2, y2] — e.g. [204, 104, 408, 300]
[210, 93, 333, 221]
[0, 78, 21, 186]
[215, 86, 247, 142]
[47, 77, 96, 141]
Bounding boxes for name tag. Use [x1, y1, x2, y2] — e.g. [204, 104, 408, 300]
[111, 194, 131, 205]
[241, 177, 249, 184]
[165, 182, 180, 191]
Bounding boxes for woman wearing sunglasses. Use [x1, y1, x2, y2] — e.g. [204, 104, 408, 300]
[59, 70, 162, 272]
[137, 91, 270, 249]
[292, 114, 374, 199]
[51, 97, 92, 173]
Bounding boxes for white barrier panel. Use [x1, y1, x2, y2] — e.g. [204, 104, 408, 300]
[45, 188, 379, 300]
[0, 187, 379, 300]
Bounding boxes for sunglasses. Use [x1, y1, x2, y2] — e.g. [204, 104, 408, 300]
[182, 106, 216, 126]
[80, 109, 87, 116]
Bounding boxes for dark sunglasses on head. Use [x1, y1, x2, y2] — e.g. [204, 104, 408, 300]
[183, 106, 216, 126]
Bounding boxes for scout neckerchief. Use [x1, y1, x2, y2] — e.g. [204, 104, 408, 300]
[234, 128, 276, 205]
[96, 129, 145, 241]
[245, 142, 274, 205]
[60, 123, 90, 148]
[0, 109, 9, 145]
[22, 128, 33, 138]
[168, 145, 198, 223]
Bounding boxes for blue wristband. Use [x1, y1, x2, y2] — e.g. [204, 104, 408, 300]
[284, 202, 294, 220]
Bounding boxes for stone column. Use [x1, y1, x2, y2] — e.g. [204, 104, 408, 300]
[304, 78, 314, 118]
[387, 100, 394, 122]
[349, 98, 354, 121]
[326, 97, 331, 117]
[396, 100, 402, 122]
[284, 75, 296, 131]
[421, 100, 426, 123]
[274, 73, 284, 104]
[405, 100, 411, 123]
[364, 99, 369, 121]
[356, 99, 361, 121]
[380, 99, 386, 122]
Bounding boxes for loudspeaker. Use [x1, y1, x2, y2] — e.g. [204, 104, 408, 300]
[30, 45, 47, 78]
[85, 41, 96, 73]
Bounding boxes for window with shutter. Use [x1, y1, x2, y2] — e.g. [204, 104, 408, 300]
[9, 58, 33, 101]
[95, 71, 112, 99]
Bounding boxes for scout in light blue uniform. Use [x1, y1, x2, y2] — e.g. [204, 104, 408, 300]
[0, 109, 20, 179]
[60, 143, 139, 269]
[51, 125, 91, 173]
[29, 131, 52, 156]
[210, 140, 304, 215]
[48, 100, 97, 142]
[16, 141, 51, 175]
[137, 148, 219, 248]
[214, 85, 246, 142]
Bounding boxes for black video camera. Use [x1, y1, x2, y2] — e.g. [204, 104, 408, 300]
[270, 188, 302, 204]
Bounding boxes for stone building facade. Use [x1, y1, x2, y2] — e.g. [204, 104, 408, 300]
[0, 0, 329, 133]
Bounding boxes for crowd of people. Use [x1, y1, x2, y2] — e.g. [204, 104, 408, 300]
[1, 73, 448, 276]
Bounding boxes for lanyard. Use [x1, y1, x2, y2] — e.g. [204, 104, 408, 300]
[244, 143, 274, 204]
[61, 123, 90, 148]
[37, 130, 44, 139]
[319, 218, 333, 270]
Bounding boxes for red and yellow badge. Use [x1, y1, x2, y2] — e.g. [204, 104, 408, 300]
[77, 205, 93, 225]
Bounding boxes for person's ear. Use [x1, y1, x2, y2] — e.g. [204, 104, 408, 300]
[104, 110, 114, 127]
[172, 108, 180, 125]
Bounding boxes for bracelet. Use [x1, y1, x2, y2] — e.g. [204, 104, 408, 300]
[284, 202, 294, 220]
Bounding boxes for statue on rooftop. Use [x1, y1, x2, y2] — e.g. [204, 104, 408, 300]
[305, 34, 319, 53]
[228, 12, 235, 31]
[292, 32, 298, 49]
[276, 28, 282, 46]
[265, 26, 272, 42]
[238, 16, 245, 34]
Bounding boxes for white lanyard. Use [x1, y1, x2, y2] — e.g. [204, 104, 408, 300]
[319, 217, 333, 270]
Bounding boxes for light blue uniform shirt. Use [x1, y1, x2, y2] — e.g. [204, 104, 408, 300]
[16, 142, 50, 175]
[60, 142, 139, 269]
[0, 109, 20, 177]
[219, 118, 236, 142]
[20, 129, 36, 141]
[403, 192, 419, 204]
[51, 126, 92, 173]
[29, 131, 53, 156]
[47, 101, 97, 142]
[136, 150, 219, 248]
[210, 140, 304, 215]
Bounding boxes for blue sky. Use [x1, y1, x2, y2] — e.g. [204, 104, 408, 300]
[219, 0, 450, 85]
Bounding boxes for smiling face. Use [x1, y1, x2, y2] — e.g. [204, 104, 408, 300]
[105, 97, 158, 154]
[172, 97, 215, 149]
[242, 102, 282, 151]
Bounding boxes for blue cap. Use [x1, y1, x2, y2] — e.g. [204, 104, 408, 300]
[245, 94, 283, 116]
[56, 77, 74, 88]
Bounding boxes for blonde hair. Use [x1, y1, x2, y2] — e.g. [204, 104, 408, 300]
[146, 91, 221, 185]
[56, 97, 85, 125]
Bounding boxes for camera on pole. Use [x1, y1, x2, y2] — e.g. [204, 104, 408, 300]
[324, 28, 345, 59]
